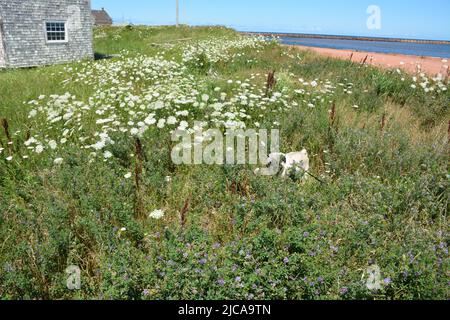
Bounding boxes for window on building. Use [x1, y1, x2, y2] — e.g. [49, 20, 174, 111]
[45, 22, 67, 42]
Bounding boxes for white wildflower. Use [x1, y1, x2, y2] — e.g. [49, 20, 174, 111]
[48, 140, 57, 150]
[124, 172, 132, 179]
[96, 118, 114, 125]
[28, 110, 38, 118]
[104, 151, 113, 159]
[35, 145, 44, 154]
[24, 137, 37, 146]
[154, 100, 164, 109]
[149, 209, 165, 220]
[167, 116, 177, 125]
[201, 94, 210, 102]
[157, 119, 166, 129]
[144, 114, 156, 125]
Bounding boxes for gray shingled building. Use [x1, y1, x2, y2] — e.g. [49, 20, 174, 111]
[0, 0, 94, 68]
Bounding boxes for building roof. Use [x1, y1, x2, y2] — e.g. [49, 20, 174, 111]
[92, 8, 113, 26]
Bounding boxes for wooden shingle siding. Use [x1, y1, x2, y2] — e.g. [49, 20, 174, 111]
[0, 0, 93, 68]
[0, 19, 5, 67]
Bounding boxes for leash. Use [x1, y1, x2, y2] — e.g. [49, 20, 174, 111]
[305, 170, 326, 184]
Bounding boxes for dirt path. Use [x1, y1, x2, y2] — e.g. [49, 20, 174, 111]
[286, 45, 449, 77]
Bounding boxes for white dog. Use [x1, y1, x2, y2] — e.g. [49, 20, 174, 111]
[255, 149, 310, 179]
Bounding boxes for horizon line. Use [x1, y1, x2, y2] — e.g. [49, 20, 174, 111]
[107, 19, 450, 43]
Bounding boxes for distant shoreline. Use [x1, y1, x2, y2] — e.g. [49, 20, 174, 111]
[286, 45, 448, 76]
[241, 31, 450, 45]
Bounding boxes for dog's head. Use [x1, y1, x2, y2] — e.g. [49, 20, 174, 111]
[254, 153, 286, 176]
[266, 152, 286, 166]
[265, 152, 286, 175]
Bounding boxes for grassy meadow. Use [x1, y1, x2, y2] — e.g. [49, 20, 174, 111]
[0, 26, 448, 300]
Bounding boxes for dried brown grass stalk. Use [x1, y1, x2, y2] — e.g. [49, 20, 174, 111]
[134, 138, 144, 189]
[361, 55, 369, 65]
[134, 137, 145, 217]
[1, 118, 13, 154]
[448, 120, 450, 144]
[180, 198, 190, 230]
[329, 102, 336, 127]
[327, 102, 338, 152]
[228, 178, 250, 198]
[265, 70, 277, 96]
[381, 113, 387, 132]
[1, 118, 11, 142]
[167, 137, 176, 173]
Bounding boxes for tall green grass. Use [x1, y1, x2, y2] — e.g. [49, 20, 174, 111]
[0, 26, 448, 300]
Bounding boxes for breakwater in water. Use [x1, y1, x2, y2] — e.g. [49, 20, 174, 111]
[242, 32, 450, 58]
[242, 32, 450, 45]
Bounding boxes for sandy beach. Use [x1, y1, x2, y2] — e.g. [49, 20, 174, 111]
[287, 45, 449, 76]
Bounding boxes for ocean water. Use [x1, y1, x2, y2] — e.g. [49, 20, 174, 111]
[279, 37, 450, 58]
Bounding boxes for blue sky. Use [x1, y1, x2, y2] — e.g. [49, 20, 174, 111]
[91, 0, 450, 40]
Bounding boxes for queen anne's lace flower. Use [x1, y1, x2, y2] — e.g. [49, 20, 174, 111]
[149, 209, 165, 220]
